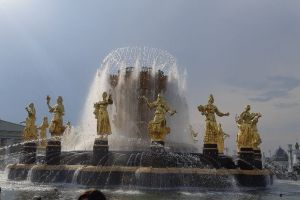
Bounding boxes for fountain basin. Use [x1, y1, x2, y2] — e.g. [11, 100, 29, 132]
[6, 163, 273, 189]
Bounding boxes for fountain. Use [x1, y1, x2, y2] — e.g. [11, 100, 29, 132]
[6, 47, 272, 189]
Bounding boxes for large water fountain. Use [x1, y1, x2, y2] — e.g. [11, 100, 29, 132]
[5, 47, 272, 190]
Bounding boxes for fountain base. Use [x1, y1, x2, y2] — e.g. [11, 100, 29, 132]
[6, 163, 272, 188]
[6, 149, 272, 188]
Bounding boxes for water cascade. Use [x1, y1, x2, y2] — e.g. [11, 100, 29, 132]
[63, 47, 194, 151]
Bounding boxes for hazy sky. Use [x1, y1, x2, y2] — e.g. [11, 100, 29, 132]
[0, 0, 299, 153]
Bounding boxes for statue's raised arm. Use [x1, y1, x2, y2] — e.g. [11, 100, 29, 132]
[107, 93, 113, 105]
[162, 98, 176, 116]
[215, 107, 230, 117]
[26, 103, 36, 118]
[141, 96, 155, 109]
[46, 95, 54, 112]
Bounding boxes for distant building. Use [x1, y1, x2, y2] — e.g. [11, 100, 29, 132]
[0, 119, 24, 147]
[293, 142, 300, 172]
[271, 146, 289, 169]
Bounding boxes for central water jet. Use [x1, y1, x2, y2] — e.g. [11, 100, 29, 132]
[64, 47, 194, 151]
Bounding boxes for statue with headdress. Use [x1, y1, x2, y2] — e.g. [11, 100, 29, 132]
[23, 103, 38, 141]
[46, 96, 65, 137]
[94, 91, 113, 140]
[198, 94, 229, 146]
[217, 123, 230, 154]
[142, 94, 176, 143]
[38, 116, 49, 147]
[236, 105, 261, 151]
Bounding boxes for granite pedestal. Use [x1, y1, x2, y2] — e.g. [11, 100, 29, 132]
[237, 147, 255, 170]
[93, 139, 109, 166]
[254, 149, 263, 169]
[20, 142, 37, 164]
[46, 140, 61, 165]
[203, 144, 218, 157]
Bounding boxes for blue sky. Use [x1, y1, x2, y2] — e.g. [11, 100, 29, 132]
[0, 0, 300, 153]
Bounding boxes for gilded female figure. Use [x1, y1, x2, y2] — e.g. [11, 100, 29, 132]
[142, 94, 176, 142]
[23, 103, 38, 141]
[94, 92, 113, 139]
[38, 116, 49, 147]
[236, 105, 260, 150]
[47, 96, 65, 136]
[198, 94, 229, 145]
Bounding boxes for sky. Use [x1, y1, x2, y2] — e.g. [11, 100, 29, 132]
[0, 0, 299, 154]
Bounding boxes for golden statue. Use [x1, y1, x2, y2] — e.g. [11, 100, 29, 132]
[142, 94, 176, 142]
[236, 105, 261, 151]
[217, 123, 230, 154]
[23, 103, 38, 141]
[198, 94, 229, 145]
[47, 95, 65, 137]
[94, 92, 113, 140]
[251, 114, 262, 150]
[38, 117, 49, 147]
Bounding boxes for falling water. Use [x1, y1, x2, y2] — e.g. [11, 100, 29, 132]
[63, 47, 195, 151]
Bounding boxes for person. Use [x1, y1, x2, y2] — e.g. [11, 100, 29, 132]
[78, 189, 106, 200]
[94, 92, 113, 140]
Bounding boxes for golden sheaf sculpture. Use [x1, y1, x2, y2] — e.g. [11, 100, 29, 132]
[236, 105, 262, 151]
[217, 123, 230, 154]
[23, 103, 38, 141]
[142, 94, 176, 142]
[252, 114, 262, 150]
[94, 92, 113, 140]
